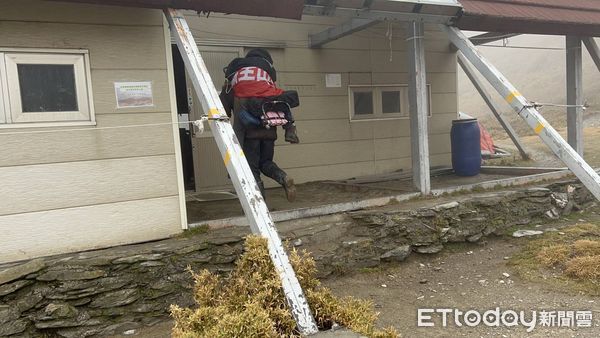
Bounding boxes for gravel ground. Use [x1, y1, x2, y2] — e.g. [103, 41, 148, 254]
[324, 235, 600, 337]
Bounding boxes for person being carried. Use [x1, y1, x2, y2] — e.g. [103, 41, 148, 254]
[220, 48, 299, 145]
[219, 49, 299, 202]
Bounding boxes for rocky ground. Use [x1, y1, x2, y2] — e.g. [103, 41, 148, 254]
[116, 212, 600, 338]
[325, 227, 599, 337]
[5, 182, 583, 337]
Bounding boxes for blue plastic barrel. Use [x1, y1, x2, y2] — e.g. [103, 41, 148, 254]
[451, 119, 481, 176]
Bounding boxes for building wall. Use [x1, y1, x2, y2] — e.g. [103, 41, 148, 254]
[184, 13, 457, 189]
[0, 0, 185, 263]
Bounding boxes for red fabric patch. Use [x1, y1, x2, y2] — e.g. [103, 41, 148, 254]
[479, 122, 495, 153]
[232, 66, 284, 98]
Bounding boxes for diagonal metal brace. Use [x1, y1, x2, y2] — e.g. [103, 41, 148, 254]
[309, 17, 378, 48]
[457, 53, 529, 160]
[442, 25, 600, 201]
[164, 8, 318, 335]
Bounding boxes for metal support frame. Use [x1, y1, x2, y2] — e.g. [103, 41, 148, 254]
[457, 53, 529, 160]
[164, 9, 318, 335]
[408, 21, 431, 195]
[470, 32, 520, 45]
[309, 18, 378, 48]
[566, 36, 584, 155]
[442, 25, 600, 201]
[450, 32, 520, 51]
[583, 37, 600, 72]
[303, 5, 454, 24]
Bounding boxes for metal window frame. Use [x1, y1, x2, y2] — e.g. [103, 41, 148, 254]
[380, 85, 405, 116]
[0, 48, 96, 129]
[349, 85, 377, 119]
[348, 84, 432, 122]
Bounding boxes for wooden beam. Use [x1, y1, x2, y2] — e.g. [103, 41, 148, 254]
[309, 18, 378, 48]
[442, 24, 600, 202]
[457, 53, 529, 160]
[566, 36, 584, 155]
[583, 37, 600, 73]
[407, 21, 431, 195]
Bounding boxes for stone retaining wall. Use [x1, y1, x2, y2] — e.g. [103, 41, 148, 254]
[0, 181, 593, 337]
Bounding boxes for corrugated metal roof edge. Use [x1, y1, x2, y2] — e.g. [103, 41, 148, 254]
[457, 15, 600, 36]
[456, 0, 600, 36]
[463, 0, 600, 13]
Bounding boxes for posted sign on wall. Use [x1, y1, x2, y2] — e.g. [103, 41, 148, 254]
[114, 82, 154, 108]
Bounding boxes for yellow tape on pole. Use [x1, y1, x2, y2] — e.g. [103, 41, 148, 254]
[223, 150, 232, 166]
[505, 91, 521, 104]
[534, 122, 545, 135]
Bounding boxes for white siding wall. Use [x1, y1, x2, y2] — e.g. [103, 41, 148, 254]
[0, 0, 184, 263]
[185, 13, 457, 188]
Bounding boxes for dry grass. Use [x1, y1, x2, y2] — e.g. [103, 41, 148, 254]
[573, 240, 600, 257]
[171, 235, 399, 338]
[536, 245, 570, 267]
[565, 255, 600, 280]
[510, 223, 600, 296]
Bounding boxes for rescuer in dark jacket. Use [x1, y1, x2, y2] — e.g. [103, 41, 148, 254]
[220, 48, 299, 144]
[219, 49, 298, 202]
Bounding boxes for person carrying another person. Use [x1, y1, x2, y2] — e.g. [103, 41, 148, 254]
[219, 48, 299, 202]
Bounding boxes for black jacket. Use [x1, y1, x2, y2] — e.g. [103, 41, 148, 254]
[220, 49, 279, 115]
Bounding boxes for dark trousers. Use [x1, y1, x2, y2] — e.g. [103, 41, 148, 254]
[243, 138, 287, 196]
[232, 109, 246, 149]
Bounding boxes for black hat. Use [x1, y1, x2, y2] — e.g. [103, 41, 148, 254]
[246, 48, 273, 64]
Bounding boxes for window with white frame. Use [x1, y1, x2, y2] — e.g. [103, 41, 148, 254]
[0, 50, 95, 127]
[349, 85, 431, 121]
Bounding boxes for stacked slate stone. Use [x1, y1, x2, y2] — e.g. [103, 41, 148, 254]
[0, 180, 593, 337]
[0, 230, 247, 337]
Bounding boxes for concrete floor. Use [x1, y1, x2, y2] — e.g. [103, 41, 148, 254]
[185, 171, 521, 224]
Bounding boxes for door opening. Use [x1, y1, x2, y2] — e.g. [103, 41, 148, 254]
[172, 44, 244, 192]
[172, 45, 195, 191]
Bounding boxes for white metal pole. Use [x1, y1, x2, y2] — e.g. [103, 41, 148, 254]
[164, 9, 318, 335]
[583, 37, 600, 73]
[442, 25, 600, 201]
[407, 21, 431, 195]
[566, 36, 584, 155]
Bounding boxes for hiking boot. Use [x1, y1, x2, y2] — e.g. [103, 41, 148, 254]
[284, 125, 300, 144]
[282, 176, 296, 202]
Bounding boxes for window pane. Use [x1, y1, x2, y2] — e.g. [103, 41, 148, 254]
[382, 90, 401, 114]
[353, 91, 373, 115]
[18, 64, 78, 112]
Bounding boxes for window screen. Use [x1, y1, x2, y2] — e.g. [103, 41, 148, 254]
[353, 91, 373, 115]
[17, 64, 78, 113]
[381, 90, 401, 114]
